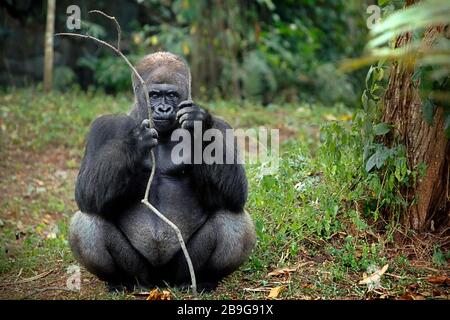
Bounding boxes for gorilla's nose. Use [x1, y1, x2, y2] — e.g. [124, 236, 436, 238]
[155, 104, 173, 116]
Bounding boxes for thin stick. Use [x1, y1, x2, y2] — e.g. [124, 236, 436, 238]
[88, 10, 121, 51]
[0, 269, 54, 287]
[21, 287, 78, 299]
[55, 28, 198, 295]
[141, 199, 197, 295]
[55, 32, 151, 121]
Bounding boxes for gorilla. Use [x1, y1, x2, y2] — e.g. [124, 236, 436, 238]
[69, 52, 256, 291]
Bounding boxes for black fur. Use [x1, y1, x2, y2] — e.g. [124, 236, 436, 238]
[69, 53, 255, 290]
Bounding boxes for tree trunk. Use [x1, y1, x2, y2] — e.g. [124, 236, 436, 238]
[382, 25, 450, 231]
[43, 0, 55, 92]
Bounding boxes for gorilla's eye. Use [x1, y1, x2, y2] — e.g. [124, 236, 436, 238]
[150, 92, 160, 99]
[168, 92, 178, 99]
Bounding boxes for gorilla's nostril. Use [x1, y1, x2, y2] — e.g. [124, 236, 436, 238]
[158, 105, 173, 113]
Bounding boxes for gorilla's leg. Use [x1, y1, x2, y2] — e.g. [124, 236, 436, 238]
[69, 211, 151, 290]
[171, 210, 256, 290]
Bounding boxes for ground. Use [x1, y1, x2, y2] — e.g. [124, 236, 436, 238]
[0, 89, 448, 300]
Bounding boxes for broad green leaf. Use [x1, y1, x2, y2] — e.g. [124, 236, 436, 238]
[340, 0, 450, 75]
[361, 91, 369, 111]
[366, 66, 374, 89]
[369, 0, 450, 47]
[375, 67, 384, 81]
[373, 123, 391, 135]
[365, 147, 391, 172]
[368, 99, 377, 113]
[366, 153, 377, 172]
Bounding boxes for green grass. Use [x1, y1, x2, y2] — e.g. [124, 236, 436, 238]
[0, 88, 448, 300]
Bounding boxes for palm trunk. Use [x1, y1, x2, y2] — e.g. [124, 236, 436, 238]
[382, 24, 450, 231]
[43, 0, 56, 92]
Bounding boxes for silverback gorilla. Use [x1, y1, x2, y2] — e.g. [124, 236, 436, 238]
[69, 52, 256, 291]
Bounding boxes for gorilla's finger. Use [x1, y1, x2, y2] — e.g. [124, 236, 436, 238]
[178, 112, 194, 124]
[151, 128, 158, 138]
[181, 120, 195, 130]
[176, 106, 198, 120]
[141, 119, 150, 129]
[140, 137, 158, 150]
[178, 100, 194, 109]
[179, 110, 209, 127]
[142, 128, 158, 139]
[181, 119, 207, 130]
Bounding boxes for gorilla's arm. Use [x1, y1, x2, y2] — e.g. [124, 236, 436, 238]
[192, 118, 248, 213]
[75, 115, 155, 215]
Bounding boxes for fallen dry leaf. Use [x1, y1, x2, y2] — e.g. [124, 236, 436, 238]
[420, 291, 432, 297]
[301, 283, 315, 290]
[398, 293, 413, 300]
[146, 288, 171, 300]
[397, 293, 426, 300]
[426, 275, 450, 286]
[267, 286, 285, 299]
[359, 264, 389, 286]
[42, 214, 52, 225]
[432, 289, 444, 297]
[267, 267, 297, 277]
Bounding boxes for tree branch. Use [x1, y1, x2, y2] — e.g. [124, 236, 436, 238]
[88, 10, 121, 51]
[55, 32, 152, 120]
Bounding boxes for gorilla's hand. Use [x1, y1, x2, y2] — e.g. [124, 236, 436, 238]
[176, 100, 212, 130]
[135, 119, 158, 151]
[134, 119, 158, 170]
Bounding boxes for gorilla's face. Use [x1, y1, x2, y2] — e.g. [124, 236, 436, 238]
[148, 83, 182, 133]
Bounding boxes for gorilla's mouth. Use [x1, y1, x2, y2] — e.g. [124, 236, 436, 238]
[153, 118, 173, 124]
[153, 117, 176, 131]
[153, 118, 170, 123]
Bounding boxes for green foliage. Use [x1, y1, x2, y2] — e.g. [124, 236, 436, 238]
[336, 0, 450, 232]
[343, 0, 450, 135]
[328, 236, 386, 272]
[369, 0, 450, 49]
[432, 246, 449, 267]
[317, 59, 419, 225]
[1, 88, 360, 283]
[53, 67, 77, 91]
[1, 89, 446, 299]
[130, 0, 368, 104]
[312, 64, 357, 106]
[2, 0, 371, 105]
[0, 88, 132, 151]
[365, 145, 392, 172]
[78, 55, 139, 92]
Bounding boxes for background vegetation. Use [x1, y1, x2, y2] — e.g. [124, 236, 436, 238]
[1, 0, 369, 105]
[0, 0, 448, 300]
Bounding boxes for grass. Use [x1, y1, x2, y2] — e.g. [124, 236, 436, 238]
[0, 88, 448, 300]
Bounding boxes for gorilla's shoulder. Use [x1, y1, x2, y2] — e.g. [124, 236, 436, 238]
[91, 113, 137, 129]
[127, 105, 142, 122]
[211, 116, 233, 131]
